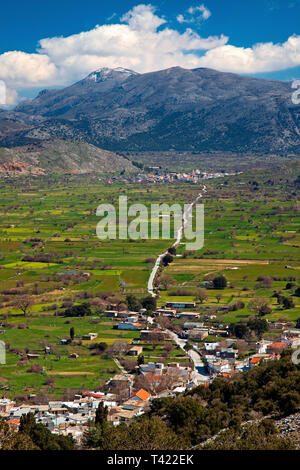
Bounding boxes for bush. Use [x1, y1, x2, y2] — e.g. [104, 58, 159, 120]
[213, 275, 227, 289]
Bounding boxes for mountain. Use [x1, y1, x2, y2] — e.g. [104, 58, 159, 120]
[0, 139, 135, 175]
[0, 66, 300, 156]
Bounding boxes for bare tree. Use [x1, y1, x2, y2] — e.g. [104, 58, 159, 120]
[107, 340, 130, 357]
[14, 295, 34, 316]
[195, 288, 208, 304]
[160, 275, 176, 290]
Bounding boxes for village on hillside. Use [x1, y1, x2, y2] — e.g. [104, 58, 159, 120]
[1, 301, 300, 445]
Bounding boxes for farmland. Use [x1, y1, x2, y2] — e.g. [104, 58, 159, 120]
[0, 161, 299, 399]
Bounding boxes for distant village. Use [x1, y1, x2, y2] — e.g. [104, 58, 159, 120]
[103, 167, 243, 184]
[1, 301, 299, 445]
[135, 168, 243, 184]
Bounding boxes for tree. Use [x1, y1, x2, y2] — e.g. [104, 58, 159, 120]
[247, 318, 269, 337]
[195, 288, 208, 304]
[0, 419, 36, 450]
[19, 413, 74, 450]
[160, 274, 175, 290]
[229, 323, 249, 339]
[70, 327, 75, 341]
[294, 287, 300, 297]
[162, 253, 173, 267]
[248, 298, 272, 316]
[141, 296, 156, 313]
[213, 275, 227, 289]
[126, 294, 141, 311]
[63, 302, 92, 317]
[216, 293, 223, 303]
[14, 295, 34, 316]
[282, 297, 295, 310]
[137, 354, 144, 365]
[257, 276, 273, 288]
[107, 340, 130, 357]
[95, 402, 108, 427]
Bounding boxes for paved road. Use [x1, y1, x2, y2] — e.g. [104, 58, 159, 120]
[147, 184, 209, 382]
[164, 329, 210, 383]
[147, 187, 205, 297]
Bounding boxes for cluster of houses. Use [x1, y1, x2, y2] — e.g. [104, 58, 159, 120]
[135, 169, 243, 184]
[2, 296, 300, 442]
[199, 327, 300, 377]
[0, 388, 152, 443]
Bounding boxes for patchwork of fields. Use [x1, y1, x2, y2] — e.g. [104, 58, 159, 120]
[0, 165, 299, 398]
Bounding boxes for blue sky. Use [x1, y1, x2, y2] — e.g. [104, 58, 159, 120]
[1, 0, 300, 104]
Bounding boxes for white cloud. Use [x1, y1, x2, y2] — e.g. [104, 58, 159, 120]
[177, 4, 211, 23]
[0, 51, 57, 88]
[0, 3, 300, 103]
[196, 35, 300, 73]
[120, 4, 166, 31]
[37, 5, 227, 80]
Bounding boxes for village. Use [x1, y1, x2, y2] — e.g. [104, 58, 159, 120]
[1, 301, 300, 445]
[134, 168, 243, 184]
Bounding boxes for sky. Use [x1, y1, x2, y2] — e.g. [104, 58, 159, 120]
[1, 0, 300, 105]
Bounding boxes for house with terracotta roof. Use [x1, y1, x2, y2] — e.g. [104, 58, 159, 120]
[128, 389, 151, 402]
[6, 419, 20, 431]
[266, 342, 288, 354]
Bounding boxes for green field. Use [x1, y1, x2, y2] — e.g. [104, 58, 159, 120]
[0, 163, 299, 398]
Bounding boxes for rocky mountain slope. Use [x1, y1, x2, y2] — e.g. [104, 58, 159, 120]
[0, 139, 135, 175]
[0, 66, 299, 156]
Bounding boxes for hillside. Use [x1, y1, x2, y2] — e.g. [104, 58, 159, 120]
[0, 139, 135, 175]
[0, 66, 299, 156]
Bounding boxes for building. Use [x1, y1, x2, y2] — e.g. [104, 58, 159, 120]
[268, 321, 288, 330]
[176, 312, 199, 321]
[69, 353, 79, 358]
[125, 315, 139, 323]
[266, 342, 288, 354]
[255, 340, 273, 354]
[283, 328, 300, 339]
[155, 308, 176, 317]
[104, 310, 118, 318]
[166, 302, 196, 309]
[128, 346, 143, 356]
[27, 353, 40, 359]
[140, 362, 164, 375]
[209, 328, 229, 337]
[128, 389, 151, 402]
[207, 358, 233, 374]
[187, 328, 208, 341]
[140, 330, 167, 341]
[117, 322, 142, 331]
[0, 399, 15, 415]
[183, 322, 204, 330]
[82, 333, 98, 340]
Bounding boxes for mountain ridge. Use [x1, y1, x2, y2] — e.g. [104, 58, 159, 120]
[0, 66, 299, 156]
